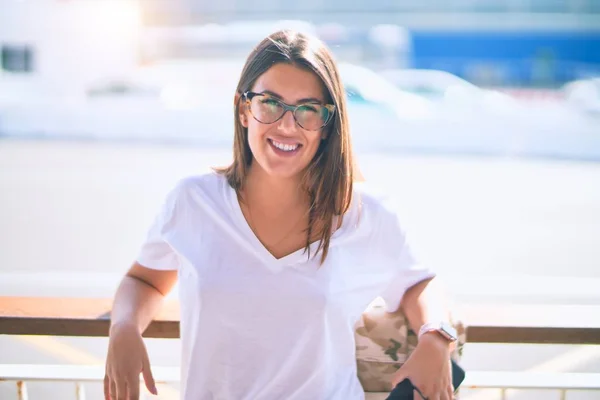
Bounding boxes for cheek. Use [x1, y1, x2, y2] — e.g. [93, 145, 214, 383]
[246, 124, 269, 152]
[306, 132, 324, 153]
[307, 138, 320, 154]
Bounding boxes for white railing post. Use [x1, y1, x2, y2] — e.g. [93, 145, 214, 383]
[559, 389, 567, 400]
[75, 382, 86, 400]
[16, 381, 28, 400]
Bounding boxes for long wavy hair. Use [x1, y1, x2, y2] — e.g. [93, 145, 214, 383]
[217, 30, 356, 264]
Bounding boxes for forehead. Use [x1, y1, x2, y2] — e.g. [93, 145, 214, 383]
[251, 63, 326, 103]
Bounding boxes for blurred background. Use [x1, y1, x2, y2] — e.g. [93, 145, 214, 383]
[1, 0, 599, 399]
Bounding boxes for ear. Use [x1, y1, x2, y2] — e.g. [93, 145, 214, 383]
[235, 93, 249, 128]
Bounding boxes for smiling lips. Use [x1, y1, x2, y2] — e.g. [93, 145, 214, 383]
[269, 139, 301, 153]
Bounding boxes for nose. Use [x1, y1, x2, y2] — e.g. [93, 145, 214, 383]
[277, 109, 297, 133]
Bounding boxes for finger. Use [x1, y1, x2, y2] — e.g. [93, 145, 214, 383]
[116, 379, 128, 400]
[141, 351, 158, 395]
[445, 383, 454, 400]
[127, 379, 139, 400]
[109, 379, 117, 400]
[103, 375, 111, 400]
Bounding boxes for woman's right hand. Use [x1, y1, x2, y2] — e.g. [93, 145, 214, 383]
[104, 322, 157, 400]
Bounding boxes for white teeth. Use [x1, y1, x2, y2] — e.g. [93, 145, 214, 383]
[271, 140, 299, 152]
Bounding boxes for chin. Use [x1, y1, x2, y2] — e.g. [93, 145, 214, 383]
[257, 154, 313, 181]
[262, 164, 306, 180]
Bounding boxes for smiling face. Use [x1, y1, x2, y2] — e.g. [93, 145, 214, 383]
[222, 30, 355, 263]
[240, 63, 331, 180]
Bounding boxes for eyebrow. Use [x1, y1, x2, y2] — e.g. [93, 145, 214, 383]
[260, 90, 324, 104]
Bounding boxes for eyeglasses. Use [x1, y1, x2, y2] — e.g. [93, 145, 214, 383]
[243, 91, 335, 131]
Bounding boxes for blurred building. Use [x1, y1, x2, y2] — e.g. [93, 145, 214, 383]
[140, 0, 600, 87]
[1, 0, 599, 89]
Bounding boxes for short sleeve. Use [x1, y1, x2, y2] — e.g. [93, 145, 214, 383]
[136, 182, 183, 271]
[375, 199, 436, 313]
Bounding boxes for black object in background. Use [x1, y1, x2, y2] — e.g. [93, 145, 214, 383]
[386, 360, 466, 399]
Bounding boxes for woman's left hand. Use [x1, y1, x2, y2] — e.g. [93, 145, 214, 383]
[390, 333, 454, 400]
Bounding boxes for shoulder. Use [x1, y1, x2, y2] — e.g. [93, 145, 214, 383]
[344, 181, 414, 246]
[151, 171, 232, 227]
[348, 183, 419, 266]
[351, 181, 404, 223]
[170, 170, 228, 196]
[164, 170, 230, 209]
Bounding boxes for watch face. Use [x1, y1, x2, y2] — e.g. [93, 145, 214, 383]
[440, 322, 458, 341]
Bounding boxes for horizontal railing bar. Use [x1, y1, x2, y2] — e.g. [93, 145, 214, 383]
[0, 318, 179, 339]
[0, 365, 179, 383]
[464, 326, 600, 345]
[2, 317, 599, 344]
[2, 365, 600, 391]
[463, 371, 600, 390]
[2, 298, 600, 344]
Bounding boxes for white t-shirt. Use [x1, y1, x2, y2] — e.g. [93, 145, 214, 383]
[136, 172, 435, 400]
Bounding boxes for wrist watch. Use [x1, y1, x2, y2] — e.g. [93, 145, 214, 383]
[418, 321, 458, 343]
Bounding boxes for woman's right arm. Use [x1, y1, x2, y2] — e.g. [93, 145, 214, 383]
[110, 262, 178, 334]
[105, 262, 178, 400]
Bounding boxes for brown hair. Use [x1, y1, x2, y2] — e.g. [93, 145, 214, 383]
[217, 30, 356, 263]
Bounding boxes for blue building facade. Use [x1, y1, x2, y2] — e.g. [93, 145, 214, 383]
[408, 30, 600, 86]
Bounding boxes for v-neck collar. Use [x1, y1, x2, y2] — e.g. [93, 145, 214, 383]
[225, 180, 349, 271]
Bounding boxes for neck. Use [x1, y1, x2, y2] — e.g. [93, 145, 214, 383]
[244, 163, 308, 211]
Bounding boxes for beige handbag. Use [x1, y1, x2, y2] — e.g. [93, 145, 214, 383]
[355, 297, 466, 393]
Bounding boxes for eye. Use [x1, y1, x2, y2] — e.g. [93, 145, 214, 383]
[261, 97, 281, 107]
[298, 104, 319, 113]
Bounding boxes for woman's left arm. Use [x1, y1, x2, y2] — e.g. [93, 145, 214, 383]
[390, 277, 456, 400]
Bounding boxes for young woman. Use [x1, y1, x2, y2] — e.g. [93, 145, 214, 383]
[104, 30, 457, 400]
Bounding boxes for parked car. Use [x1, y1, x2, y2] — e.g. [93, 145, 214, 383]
[336, 62, 449, 151]
[562, 77, 600, 115]
[380, 68, 517, 117]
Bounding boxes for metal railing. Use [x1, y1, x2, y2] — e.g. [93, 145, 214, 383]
[1, 298, 600, 399]
[2, 365, 600, 400]
[0, 365, 180, 400]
